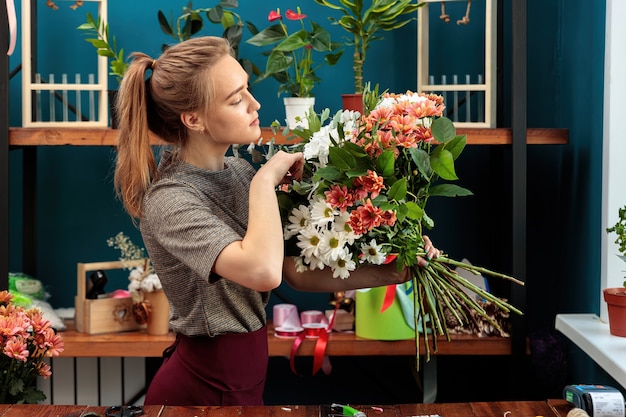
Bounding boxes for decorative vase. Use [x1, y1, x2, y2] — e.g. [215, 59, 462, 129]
[341, 93, 363, 113]
[283, 97, 315, 129]
[603, 287, 626, 337]
[143, 289, 170, 336]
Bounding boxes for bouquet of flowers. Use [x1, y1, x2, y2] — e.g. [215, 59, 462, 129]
[267, 86, 524, 362]
[0, 290, 64, 404]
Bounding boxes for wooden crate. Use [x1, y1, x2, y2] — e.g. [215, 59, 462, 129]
[75, 261, 146, 334]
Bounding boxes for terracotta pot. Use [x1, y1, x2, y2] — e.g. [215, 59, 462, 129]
[143, 290, 170, 335]
[603, 287, 626, 336]
[341, 93, 363, 113]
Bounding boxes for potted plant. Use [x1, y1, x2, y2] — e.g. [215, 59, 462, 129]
[246, 7, 343, 129]
[605, 205, 626, 336]
[314, 0, 423, 111]
[157, 0, 260, 80]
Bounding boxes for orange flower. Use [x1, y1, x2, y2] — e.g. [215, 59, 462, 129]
[354, 170, 385, 199]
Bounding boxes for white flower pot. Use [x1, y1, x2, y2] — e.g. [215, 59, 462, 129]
[283, 97, 315, 129]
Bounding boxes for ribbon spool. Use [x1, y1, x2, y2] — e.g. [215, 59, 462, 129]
[273, 304, 303, 338]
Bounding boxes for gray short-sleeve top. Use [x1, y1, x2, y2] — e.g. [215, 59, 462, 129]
[140, 150, 270, 337]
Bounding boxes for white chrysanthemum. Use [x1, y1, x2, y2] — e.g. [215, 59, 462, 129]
[333, 211, 359, 244]
[309, 197, 338, 227]
[140, 273, 162, 292]
[296, 224, 323, 260]
[319, 229, 348, 262]
[303, 125, 332, 166]
[284, 204, 311, 239]
[303, 252, 326, 270]
[294, 256, 309, 273]
[329, 247, 356, 279]
[360, 239, 387, 265]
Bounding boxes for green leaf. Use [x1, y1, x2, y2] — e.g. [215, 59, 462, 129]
[431, 117, 456, 143]
[314, 166, 343, 181]
[388, 177, 407, 201]
[376, 150, 395, 177]
[445, 135, 467, 160]
[329, 146, 356, 171]
[405, 201, 424, 220]
[430, 148, 458, 180]
[408, 148, 431, 178]
[157, 11, 174, 36]
[428, 184, 473, 197]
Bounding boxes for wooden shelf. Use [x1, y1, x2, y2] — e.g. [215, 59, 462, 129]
[8, 127, 569, 147]
[58, 320, 515, 358]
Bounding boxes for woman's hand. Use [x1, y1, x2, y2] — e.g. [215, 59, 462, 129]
[417, 235, 441, 267]
[257, 151, 304, 187]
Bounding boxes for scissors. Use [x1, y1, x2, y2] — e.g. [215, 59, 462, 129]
[104, 405, 144, 417]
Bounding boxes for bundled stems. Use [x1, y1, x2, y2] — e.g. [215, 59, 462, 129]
[408, 254, 524, 371]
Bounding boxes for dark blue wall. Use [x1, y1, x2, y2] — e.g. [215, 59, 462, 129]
[7, 0, 611, 400]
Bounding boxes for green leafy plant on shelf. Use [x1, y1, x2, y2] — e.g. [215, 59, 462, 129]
[607, 205, 626, 287]
[77, 12, 128, 84]
[314, 0, 424, 94]
[158, 0, 260, 81]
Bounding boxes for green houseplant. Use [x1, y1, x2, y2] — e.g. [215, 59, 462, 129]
[77, 12, 128, 84]
[246, 7, 343, 128]
[314, 0, 423, 95]
[604, 204, 626, 336]
[157, 0, 259, 79]
[246, 7, 343, 98]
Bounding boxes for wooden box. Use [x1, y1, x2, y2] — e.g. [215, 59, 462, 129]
[75, 261, 146, 334]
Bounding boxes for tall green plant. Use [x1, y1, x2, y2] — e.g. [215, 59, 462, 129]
[314, 0, 423, 93]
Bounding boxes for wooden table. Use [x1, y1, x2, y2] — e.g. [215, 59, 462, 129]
[0, 400, 573, 417]
[58, 320, 515, 358]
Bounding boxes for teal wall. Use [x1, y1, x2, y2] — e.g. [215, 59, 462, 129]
[7, 0, 612, 398]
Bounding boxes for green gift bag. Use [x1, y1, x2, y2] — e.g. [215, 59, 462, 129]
[355, 283, 417, 340]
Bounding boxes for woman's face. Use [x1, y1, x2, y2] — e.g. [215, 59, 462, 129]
[203, 55, 262, 145]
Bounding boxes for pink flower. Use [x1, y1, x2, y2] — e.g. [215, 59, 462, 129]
[268, 10, 281, 22]
[3, 336, 29, 362]
[36, 361, 52, 378]
[285, 9, 307, 20]
[325, 185, 354, 211]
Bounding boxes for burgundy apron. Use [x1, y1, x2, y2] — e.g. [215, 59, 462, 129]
[144, 325, 268, 406]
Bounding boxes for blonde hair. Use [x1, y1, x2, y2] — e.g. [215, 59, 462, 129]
[114, 36, 233, 219]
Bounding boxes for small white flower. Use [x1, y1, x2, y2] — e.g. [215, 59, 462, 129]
[329, 248, 356, 279]
[296, 225, 324, 259]
[320, 229, 348, 262]
[309, 197, 337, 227]
[333, 211, 358, 244]
[284, 205, 311, 239]
[294, 257, 309, 273]
[360, 239, 387, 265]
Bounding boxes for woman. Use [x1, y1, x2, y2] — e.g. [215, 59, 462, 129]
[114, 36, 439, 406]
